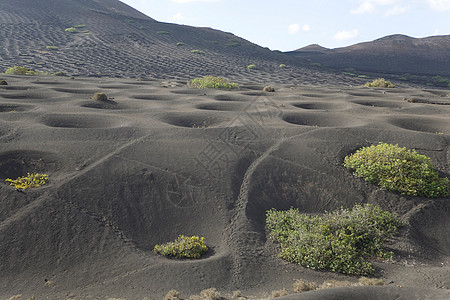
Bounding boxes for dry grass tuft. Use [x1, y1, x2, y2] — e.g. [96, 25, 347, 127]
[164, 290, 182, 300]
[271, 289, 289, 298]
[358, 277, 383, 286]
[293, 279, 318, 293]
[232, 290, 245, 298]
[189, 288, 223, 300]
[92, 92, 108, 101]
[263, 86, 275, 92]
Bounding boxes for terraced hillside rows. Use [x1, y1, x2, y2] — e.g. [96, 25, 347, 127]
[0, 0, 362, 85]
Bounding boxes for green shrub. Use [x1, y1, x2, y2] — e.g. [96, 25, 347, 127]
[6, 173, 49, 190]
[154, 235, 208, 259]
[344, 143, 450, 197]
[266, 204, 402, 275]
[279, 64, 287, 68]
[0, 79, 7, 85]
[65, 27, 77, 33]
[139, 26, 146, 30]
[74, 24, 86, 28]
[364, 78, 395, 88]
[191, 50, 205, 54]
[247, 64, 257, 70]
[190, 75, 239, 89]
[4, 66, 36, 75]
[46, 46, 59, 51]
[176, 42, 184, 46]
[157, 31, 170, 35]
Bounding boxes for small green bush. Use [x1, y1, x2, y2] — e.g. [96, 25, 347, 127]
[364, 78, 395, 88]
[6, 173, 49, 190]
[157, 31, 170, 35]
[46, 46, 59, 51]
[190, 75, 239, 89]
[74, 24, 86, 28]
[247, 64, 257, 70]
[176, 42, 184, 46]
[4, 66, 36, 75]
[0, 79, 7, 85]
[344, 143, 450, 197]
[266, 204, 402, 275]
[279, 64, 287, 68]
[154, 235, 208, 259]
[191, 50, 205, 54]
[65, 27, 77, 33]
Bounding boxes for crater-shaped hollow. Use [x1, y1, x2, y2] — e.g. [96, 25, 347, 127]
[0, 150, 61, 180]
[300, 93, 328, 98]
[196, 102, 246, 111]
[41, 114, 123, 128]
[352, 100, 403, 108]
[132, 94, 173, 101]
[1, 93, 46, 100]
[0, 86, 30, 91]
[293, 102, 346, 110]
[80, 100, 125, 110]
[388, 116, 449, 134]
[214, 94, 248, 102]
[0, 104, 34, 112]
[170, 89, 205, 95]
[162, 113, 225, 128]
[283, 112, 364, 127]
[52, 87, 98, 94]
[240, 91, 266, 96]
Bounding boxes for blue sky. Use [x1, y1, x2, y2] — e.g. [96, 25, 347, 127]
[119, 0, 450, 51]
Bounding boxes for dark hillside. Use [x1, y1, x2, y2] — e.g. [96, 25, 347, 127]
[290, 34, 450, 86]
[0, 0, 357, 85]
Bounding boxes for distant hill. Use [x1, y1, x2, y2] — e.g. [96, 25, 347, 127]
[289, 34, 450, 86]
[0, 0, 358, 85]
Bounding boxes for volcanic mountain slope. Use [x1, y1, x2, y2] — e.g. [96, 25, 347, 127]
[290, 34, 450, 86]
[0, 0, 359, 85]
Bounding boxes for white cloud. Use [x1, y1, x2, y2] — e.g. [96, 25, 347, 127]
[333, 29, 359, 42]
[288, 24, 300, 34]
[288, 24, 310, 34]
[351, 0, 400, 14]
[173, 0, 219, 3]
[426, 0, 450, 11]
[302, 24, 311, 32]
[172, 13, 184, 21]
[384, 4, 410, 16]
[351, 2, 376, 14]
